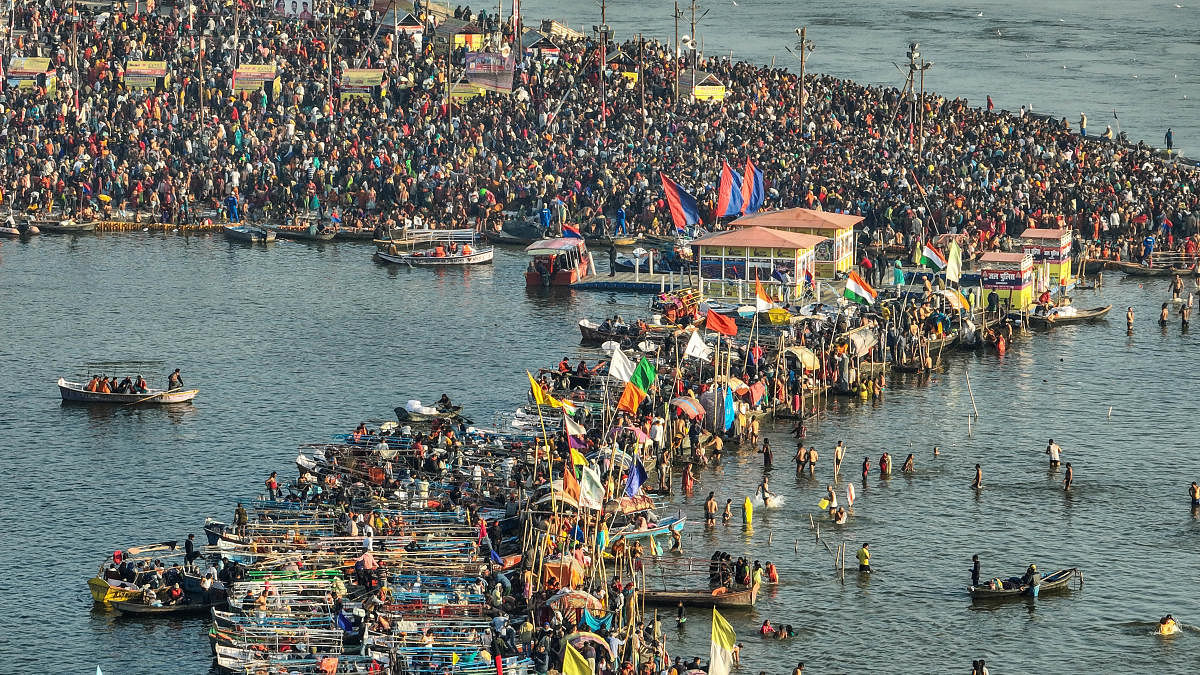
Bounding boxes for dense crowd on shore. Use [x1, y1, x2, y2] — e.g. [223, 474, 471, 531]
[2, 1, 1199, 256]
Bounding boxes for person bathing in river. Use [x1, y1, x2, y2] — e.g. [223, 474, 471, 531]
[1172, 275, 1184, 301]
[902, 453, 915, 472]
[972, 464, 983, 489]
[756, 476, 776, 506]
[879, 452, 892, 476]
[1160, 303, 1170, 326]
[759, 438, 773, 470]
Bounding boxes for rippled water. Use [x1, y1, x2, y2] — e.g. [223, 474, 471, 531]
[1, 234, 1198, 673]
[523, 0, 1200, 146]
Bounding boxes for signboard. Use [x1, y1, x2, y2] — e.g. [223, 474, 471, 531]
[7, 57, 55, 92]
[1021, 244, 1068, 263]
[981, 269, 1033, 289]
[124, 60, 167, 90]
[273, 0, 314, 20]
[449, 82, 486, 100]
[233, 64, 277, 93]
[464, 52, 515, 93]
[339, 68, 384, 100]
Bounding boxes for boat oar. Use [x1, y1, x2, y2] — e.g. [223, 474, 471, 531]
[124, 387, 182, 406]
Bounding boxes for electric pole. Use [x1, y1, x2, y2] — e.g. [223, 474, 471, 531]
[794, 26, 813, 137]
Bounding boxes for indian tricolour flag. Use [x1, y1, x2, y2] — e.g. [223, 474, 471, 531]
[920, 242, 948, 270]
[844, 270, 877, 305]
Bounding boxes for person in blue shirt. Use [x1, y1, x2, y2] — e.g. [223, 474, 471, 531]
[614, 205, 627, 235]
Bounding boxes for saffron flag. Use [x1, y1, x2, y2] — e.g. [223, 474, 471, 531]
[562, 462, 582, 502]
[709, 608, 738, 675]
[562, 223, 583, 239]
[714, 161, 745, 218]
[563, 643, 591, 675]
[754, 276, 773, 311]
[617, 381, 646, 414]
[946, 240, 963, 283]
[920, 242, 947, 270]
[843, 270, 877, 305]
[624, 458, 647, 497]
[660, 172, 701, 232]
[608, 348, 636, 382]
[705, 309, 738, 336]
[741, 159, 765, 214]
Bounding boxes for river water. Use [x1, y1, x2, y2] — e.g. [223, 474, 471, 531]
[523, 0, 1200, 148]
[0, 233, 1197, 673]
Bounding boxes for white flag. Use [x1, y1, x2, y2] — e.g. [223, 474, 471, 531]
[946, 240, 963, 283]
[579, 465, 604, 510]
[683, 330, 713, 361]
[609, 347, 635, 382]
[563, 414, 588, 437]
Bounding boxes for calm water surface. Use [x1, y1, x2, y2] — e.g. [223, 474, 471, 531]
[0, 234, 1197, 673]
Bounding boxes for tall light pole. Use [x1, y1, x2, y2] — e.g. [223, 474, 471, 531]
[918, 59, 933, 152]
[792, 26, 814, 137]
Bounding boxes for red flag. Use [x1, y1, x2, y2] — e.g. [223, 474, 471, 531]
[705, 309, 738, 336]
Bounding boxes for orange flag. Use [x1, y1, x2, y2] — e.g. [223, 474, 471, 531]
[616, 381, 646, 414]
[562, 462, 582, 502]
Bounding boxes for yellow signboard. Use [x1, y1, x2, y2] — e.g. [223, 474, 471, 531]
[124, 60, 168, 90]
[233, 64, 278, 93]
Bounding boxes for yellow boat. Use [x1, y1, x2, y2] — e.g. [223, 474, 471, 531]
[88, 576, 143, 604]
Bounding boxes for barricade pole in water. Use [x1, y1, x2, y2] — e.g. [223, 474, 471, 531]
[965, 370, 980, 419]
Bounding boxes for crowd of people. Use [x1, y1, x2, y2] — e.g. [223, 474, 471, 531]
[2, 0, 1196, 260]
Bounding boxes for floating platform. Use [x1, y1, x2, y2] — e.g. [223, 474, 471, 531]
[570, 271, 694, 293]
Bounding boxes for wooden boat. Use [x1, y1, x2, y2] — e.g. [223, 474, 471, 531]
[113, 599, 225, 616]
[1118, 261, 1196, 277]
[525, 237, 592, 287]
[969, 567, 1078, 601]
[222, 225, 275, 243]
[0, 225, 22, 237]
[333, 227, 377, 241]
[274, 225, 336, 241]
[394, 404, 467, 424]
[587, 234, 638, 247]
[1026, 305, 1112, 328]
[1079, 258, 1115, 275]
[607, 516, 685, 548]
[88, 576, 144, 604]
[642, 585, 757, 608]
[32, 218, 97, 233]
[57, 377, 199, 404]
[375, 228, 494, 266]
[577, 319, 656, 346]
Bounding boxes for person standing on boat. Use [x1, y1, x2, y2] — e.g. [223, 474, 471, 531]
[971, 554, 981, 587]
[265, 471, 281, 500]
[168, 368, 183, 390]
[234, 503, 248, 537]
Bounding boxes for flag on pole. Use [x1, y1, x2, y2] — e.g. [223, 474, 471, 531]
[561, 463, 581, 502]
[754, 276, 773, 311]
[946, 240, 963, 283]
[683, 330, 712, 360]
[714, 161, 745, 218]
[843, 270, 877, 305]
[526, 370, 550, 405]
[616, 357, 657, 413]
[741, 159, 765, 214]
[562, 223, 583, 239]
[562, 642, 591, 675]
[704, 309, 739, 336]
[660, 172, 701, 232]
[723, 386, 735, 431]
[920, 242, 947, 270]
[709, 608, 738, 675]
[564, 414, 588, 438]
[579, 465, 605, 509]
[608, 348, 636, 382]
[624, 458, 648, 497]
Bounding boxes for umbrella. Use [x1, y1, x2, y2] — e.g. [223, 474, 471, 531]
[546, 588, 603, 611]
[606, 426, 650, 443]
[566, 631, 614, 659]
[669, 396, 705, 419]
[785, 346, 820, 370]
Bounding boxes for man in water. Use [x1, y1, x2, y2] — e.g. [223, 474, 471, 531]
[1127, 306, 1135, 332]
[759, 439, 773, 470]
[1063, 462, 1074, 490]
[972, 464, 983, 489]
[856, 543, 871, 572]
[1190, 481, 1200, 507]
[704, 492, 717, 527]
[833, 441, 845, 474]
[1046, 438, 1063, 468]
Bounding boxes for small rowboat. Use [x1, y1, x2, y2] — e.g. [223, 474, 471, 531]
[375, 247, 495, 266]
[57, 377, 199, 404]
[969, 567, 1079, 601]
[33, 218, 97, 233]
[88, 576, 144, 604]
[113, 599, 224, 616]
[1118, 262, 1196, 277]
[222, 225, 275, 243]
[578, 319, 651, 346]
[274, 226, 336, 241]
[1026, 305, 1112, 328]
[642, 584, 758, 608]
[333, 227, 377, 241]
[0, 225, 22, 237]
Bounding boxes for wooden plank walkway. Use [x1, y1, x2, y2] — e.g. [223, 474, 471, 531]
[570, 271, 695, 293]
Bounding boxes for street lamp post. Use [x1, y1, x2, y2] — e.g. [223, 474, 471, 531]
[793, 26, 814, 137]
